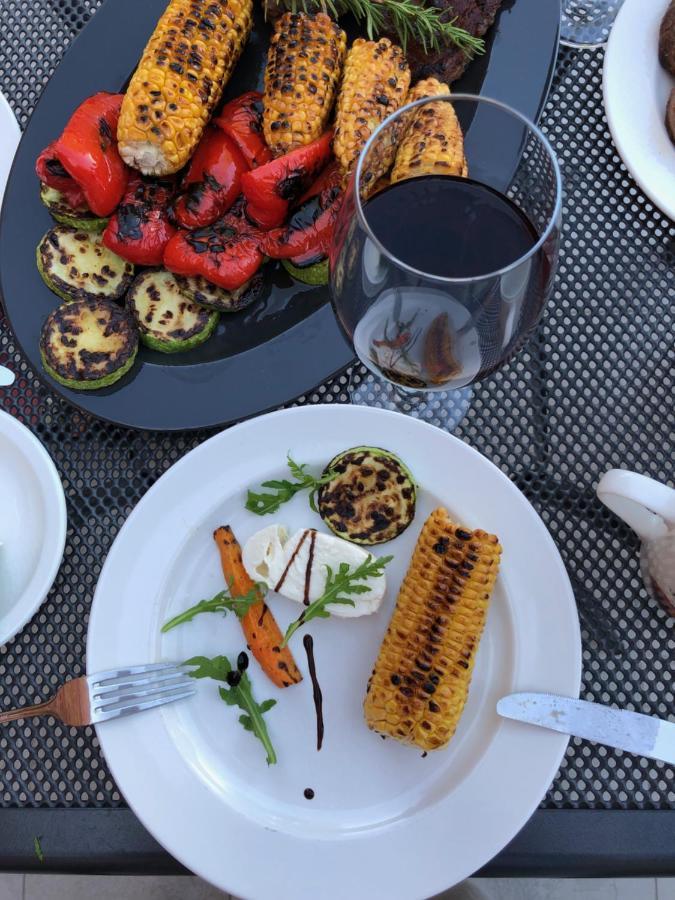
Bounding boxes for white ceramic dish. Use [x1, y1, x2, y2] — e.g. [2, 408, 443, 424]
[603, 0, 675, 220]
[0, 410, 67, 644]
[87, 405, 581, 900]
[0, 92, 20, 208]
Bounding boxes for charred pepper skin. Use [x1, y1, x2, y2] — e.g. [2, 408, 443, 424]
[53, 93, 129, 216]
[164, 201, 265, 292]
[240, 130, 333, 229]
[173, 128, 247, 230]
[102, 174, 176, 266]
[213, 92, 273, 170]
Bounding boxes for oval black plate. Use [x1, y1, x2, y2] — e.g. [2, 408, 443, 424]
[0, 0, 559, 431]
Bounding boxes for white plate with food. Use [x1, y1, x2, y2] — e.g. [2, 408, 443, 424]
[87, 404, 581, 899]
[603, 0, 675, 220]
[0, 410, 67, 644]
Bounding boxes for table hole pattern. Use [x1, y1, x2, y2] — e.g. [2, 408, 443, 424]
[0, 4, 673, 809]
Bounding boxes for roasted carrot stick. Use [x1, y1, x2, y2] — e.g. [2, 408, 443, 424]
[214, 526, 302, 688]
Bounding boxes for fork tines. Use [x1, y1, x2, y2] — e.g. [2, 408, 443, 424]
[88, 663, 195, 723]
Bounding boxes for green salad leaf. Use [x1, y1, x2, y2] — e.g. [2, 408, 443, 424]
[185, 654, 278, 765]
[161, 582, 264, 633]
[282, 554, 393, 646]
[245, 453, 337, 516]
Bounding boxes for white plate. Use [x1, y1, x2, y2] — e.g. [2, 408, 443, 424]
[603, 0, 675, 220]
[0, 92, 20, 208]
[0, 410, 66, 644]
[87, 405, 581, 900]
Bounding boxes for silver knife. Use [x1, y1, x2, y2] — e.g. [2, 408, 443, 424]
[497, 693, 675, 765]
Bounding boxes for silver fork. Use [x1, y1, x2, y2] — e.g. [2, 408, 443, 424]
[0, 663, 195, 726]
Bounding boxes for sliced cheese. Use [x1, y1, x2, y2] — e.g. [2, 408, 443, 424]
[242, 525, 387, 617]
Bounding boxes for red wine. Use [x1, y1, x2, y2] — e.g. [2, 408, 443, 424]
[331, 174, 554, 391]
[363, 175, 538, 279]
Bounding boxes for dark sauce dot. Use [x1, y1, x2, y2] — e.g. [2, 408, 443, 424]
[303, 788, 315, 800]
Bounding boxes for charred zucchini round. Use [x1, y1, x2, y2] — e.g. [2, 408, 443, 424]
[317, 446, 416, 545]
[127, 268, 218, 353]
[39, 183, 109, 232]
[40, 298, 138, 391]
[174, 270, 266, 313]
[281, 256, 329, 285]
[36, 226, 134, 304]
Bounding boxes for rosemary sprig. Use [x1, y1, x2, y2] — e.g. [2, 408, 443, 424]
[161, 582, 264, 633]
[282, 553, 393, 646]
[185, 654, 277, 765]
[283, 0, 485, 55]
[245, 454, 337, 516]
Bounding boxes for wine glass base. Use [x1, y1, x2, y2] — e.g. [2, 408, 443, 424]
[560, 0, 623, 48]
[348, 369, 473, 433]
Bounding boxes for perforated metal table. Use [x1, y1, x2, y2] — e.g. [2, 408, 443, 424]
[0, 0, 673, 881]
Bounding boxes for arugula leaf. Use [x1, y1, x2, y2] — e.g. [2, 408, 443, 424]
[183, 655, 233, 681]
[34, 836, 44, 864]
[245, 453, 337, 516]
[282, 554, 393, 646]
[185, 654, 278, 766]
[161, 583, 264, 633]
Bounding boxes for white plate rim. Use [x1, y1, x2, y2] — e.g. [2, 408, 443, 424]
[87, 404, 582, 900]
[0, 91, 20, 207]
[0, 409, 67, 644]
[603, 0, 675, 221]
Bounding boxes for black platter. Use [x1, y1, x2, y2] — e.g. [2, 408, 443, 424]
[0, 0, 560, 431]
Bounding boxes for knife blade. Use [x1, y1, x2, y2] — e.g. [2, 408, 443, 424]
[497, 693, 675, 765]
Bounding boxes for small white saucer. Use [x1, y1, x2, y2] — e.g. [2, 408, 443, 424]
[0, 411, 67, 645]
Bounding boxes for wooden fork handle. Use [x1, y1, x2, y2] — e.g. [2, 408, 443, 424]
[0, 701, 57, 724]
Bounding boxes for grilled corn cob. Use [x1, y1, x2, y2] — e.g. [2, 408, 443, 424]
[407, 76, 449, 103]
[391, 87, 468, 184]
[364, 507, 501, 751]
[118, 0, 254, 176]
[263, 12, 346, 157]
[333, 38, 410, 190]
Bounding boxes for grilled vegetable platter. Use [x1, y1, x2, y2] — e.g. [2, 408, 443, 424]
[0, 0, 560, 430]
[87, 405, 581, 897]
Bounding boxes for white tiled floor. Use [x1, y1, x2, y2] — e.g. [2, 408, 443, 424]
[0, 877, 670, 899]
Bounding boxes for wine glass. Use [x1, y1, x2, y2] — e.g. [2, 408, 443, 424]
[560, 0, 625, 48]
[329, 93, 562, 429]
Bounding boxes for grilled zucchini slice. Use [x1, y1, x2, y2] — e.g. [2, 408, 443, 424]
[317, 446, 416, 545]
[39, 183, 109, 232]
[39, 298, 138, 391]
[127, 269, 218, 353]
[37, 226, 134, 304]
[281, 256, 329, 285]
[174, 271, 265, 313]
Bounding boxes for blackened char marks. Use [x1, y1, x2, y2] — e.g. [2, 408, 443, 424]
[399, 0, 504, 85]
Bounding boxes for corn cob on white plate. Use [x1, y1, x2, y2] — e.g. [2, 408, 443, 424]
[87, 404, 581, 900]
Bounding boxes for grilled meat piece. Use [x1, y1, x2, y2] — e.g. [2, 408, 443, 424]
[666, 88, 675, 145]
[660, 0, 675, 76]
[397, 0, 503, 85]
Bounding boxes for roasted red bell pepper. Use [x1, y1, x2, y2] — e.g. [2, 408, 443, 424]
[36, 142, 87, 207]
[102, 174, 176, 266]
[261, 192, 341, 261]
[241, 131, 333, 229]
[52, 92, 128, 216]
[164, 200, 264, 291]
[213, 92, 272, 170]
[172, 128, 247, 230]
[295, 160, 342, 209]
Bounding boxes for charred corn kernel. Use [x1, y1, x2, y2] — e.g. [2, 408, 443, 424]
[333, 38, 410, 191]
[118, 0, 253, 176]
[391, 89, 468, 184]
[363, 507, 501, 751]
[263, 12, 346, 157]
